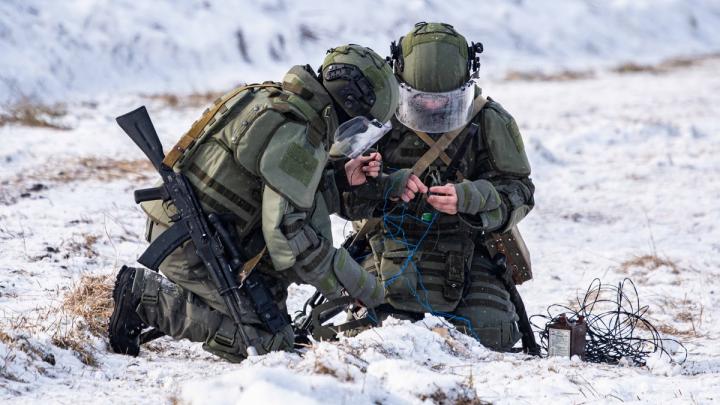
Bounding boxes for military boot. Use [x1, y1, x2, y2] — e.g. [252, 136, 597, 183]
[108, 265, 146, 356]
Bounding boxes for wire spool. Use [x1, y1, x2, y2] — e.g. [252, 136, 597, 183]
[531, 278, 687, 365]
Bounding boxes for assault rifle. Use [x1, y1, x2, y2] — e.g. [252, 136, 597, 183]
[116, 106, 288, 356]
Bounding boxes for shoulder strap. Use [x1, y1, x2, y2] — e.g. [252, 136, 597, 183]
[351, 95, 487, 244]
[410, 95, 487, 177]
[162, 83, 281, 168]
[411, 130, 466, 181]
[411, 131, 452, 166]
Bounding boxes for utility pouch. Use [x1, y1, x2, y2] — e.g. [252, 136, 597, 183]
[380, 250, 418, 301]
[368, 233, 384, 273]
[484, 225, 532, 285]
[443, 252, 466, 301]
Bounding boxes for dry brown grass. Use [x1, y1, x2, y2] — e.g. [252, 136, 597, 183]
[312, 357, 341, 379]
[505, 53, 720, 83]
[0, 275, 113, 374]
[0, 327, 57, 382]
[51, 330, 98, 367]
[0, 329, 11, 345]
[641, 294, 706, 339]
[61, 233, 101, 259]
[5, 309, 100, 367]
[613, 53, 720, 75]
[62, 274, 114, 337]
[1, 157, 154, 205]
[418, 375, 490, 405]
[504, 69, 595, 82]
[0, 99, 70, 130]
[619, 254, 680, 274]
[48, 157, 154, 183]
[142, 90, 225, 109]
[0, 274, 114, 370]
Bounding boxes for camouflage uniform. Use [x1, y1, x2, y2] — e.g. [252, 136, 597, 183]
[125, 45, 399, 362]
[344, 23, 535, 351]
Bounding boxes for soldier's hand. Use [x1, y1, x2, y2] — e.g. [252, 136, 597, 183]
[427, 183, 458, 214]
[400, 174, 428, 202]
[345, 152, 382, 186]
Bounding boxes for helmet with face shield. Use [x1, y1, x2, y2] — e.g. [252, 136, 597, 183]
[321, 44, 399, 158]
[389, 22, 483, 133]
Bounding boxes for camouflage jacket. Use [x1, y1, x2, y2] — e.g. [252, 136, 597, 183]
[141, 65, 383, 306]
[343, 94, 535, 247]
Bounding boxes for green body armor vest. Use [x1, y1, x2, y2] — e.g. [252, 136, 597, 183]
[141, 66, 338, 242]
[371, 97, 532, 312]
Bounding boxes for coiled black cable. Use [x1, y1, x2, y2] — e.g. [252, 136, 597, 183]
[530, 278, 687, 366]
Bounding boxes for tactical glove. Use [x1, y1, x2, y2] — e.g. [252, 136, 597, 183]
[453, 179, 502, 215]
[383, 168, 413, 199]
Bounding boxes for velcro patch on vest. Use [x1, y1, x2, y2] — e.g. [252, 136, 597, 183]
[279, 143, 318, 186]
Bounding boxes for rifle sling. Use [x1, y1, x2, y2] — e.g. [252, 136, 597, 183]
[239, 247, 267, 282]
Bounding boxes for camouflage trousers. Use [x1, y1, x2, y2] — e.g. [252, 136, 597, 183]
[364, 237, 521, 351]
[451, 258, 521, 350]
[132, 220, 294, 362]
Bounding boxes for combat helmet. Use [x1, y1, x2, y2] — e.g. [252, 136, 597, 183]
[388, 22, 484, 133]
[321, 44, 399, 124]
[322, 44, 400, 158]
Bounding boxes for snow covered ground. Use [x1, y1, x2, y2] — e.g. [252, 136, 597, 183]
[1, 53, 719, 403]
[2, 0, 720, 403]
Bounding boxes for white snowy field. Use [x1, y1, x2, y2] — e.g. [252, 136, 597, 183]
[1, 53, 719, 403]
[2, 0, 720, 104]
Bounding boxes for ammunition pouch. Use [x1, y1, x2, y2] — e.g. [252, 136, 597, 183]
[378, 237, 474, 313]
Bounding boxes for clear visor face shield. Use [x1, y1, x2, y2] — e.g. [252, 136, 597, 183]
[395, 80, 476, 133]
[329, 116, 392, 159]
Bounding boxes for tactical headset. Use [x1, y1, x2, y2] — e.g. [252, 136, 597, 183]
[322, 62, 376, 117]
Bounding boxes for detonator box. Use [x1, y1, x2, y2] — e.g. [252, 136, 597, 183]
[547, 314, 587, 360]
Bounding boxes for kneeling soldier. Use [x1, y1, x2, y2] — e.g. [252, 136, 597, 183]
[344, 23, 536, 351]
[109, 44, 410, 362]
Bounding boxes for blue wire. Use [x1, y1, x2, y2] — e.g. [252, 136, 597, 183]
[378, 174, 480, 340]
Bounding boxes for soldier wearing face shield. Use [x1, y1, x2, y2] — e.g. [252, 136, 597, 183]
[108, 44, 419, 362]
[343, 23, 536, 352]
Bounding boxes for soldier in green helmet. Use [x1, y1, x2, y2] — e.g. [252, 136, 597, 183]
[108, 44, 415, 362]
[343, 23, 535, 351]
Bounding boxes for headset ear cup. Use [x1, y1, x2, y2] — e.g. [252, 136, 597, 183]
[468, 42, 484, 74]
[397, 39, 404, 73]
[390, 37, 405, 73]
